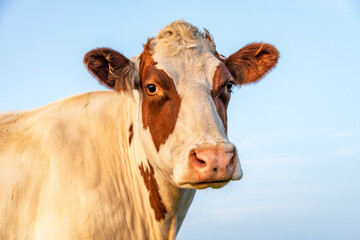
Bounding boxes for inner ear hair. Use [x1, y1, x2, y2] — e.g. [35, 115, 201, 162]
[84, 48, 138, 92]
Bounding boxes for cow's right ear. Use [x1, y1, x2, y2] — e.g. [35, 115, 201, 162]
[84, 48, 139, 92]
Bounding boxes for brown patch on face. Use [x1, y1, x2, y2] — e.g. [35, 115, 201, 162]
[139, 160, 167, 221]
[211, 64, 234, 130]
[139, 39, 182, 151]
[128, 123, 133, 145]
[139, 39, 156, 83]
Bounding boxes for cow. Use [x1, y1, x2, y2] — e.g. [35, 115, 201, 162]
[0, 20, 278, 239]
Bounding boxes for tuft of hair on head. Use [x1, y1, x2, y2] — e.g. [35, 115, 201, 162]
[151, 20, 217, 57]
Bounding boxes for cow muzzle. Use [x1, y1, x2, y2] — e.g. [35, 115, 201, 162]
[178, 142, 242, 189]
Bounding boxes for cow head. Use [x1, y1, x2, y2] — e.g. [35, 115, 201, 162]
[84, 20, 279, 189]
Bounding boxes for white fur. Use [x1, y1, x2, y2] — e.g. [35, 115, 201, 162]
[0, 91, 195, 239]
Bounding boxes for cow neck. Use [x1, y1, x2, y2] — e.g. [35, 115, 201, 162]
[138, 160, 196, 238]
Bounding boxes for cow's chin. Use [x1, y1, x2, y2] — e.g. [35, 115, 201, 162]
[178, 180, 230, 190]
[192, 180, 230, 189]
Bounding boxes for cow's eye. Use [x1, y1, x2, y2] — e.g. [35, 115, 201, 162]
[226, 81, 234, 91]
[146, 84, 158, 95]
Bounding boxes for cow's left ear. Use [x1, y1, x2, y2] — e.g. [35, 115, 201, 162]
[224, 43, 279, 85]
[84, 48, 139, 92]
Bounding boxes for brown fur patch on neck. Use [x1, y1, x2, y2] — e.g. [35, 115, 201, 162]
[139, 160, 167, 221]
[139, 39, 182, 151]
[128, 123, 133, 145]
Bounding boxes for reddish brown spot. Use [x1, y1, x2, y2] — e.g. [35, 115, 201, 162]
[211, 64, 233, 130]
[139, 39, 181, 151]
[139, 160, 167, 221]
[128, 123, 133, 145]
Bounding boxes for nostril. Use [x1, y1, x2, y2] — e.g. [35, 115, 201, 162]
[198, 159, 206, 164]
[189, 144, 237, 180]
[227, 152, 236, 170]
[190, 151, 208, 170]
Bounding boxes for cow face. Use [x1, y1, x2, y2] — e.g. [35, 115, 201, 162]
[84, 20, 279, 189]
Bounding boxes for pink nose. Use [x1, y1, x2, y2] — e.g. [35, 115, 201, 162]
[189, 144, 237, 182]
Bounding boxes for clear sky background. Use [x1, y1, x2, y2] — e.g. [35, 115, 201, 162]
[1, 0, 359, 239]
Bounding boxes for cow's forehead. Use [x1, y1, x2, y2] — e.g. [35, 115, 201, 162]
[149, 20, 221, 89]
[152, 51, 221, 90]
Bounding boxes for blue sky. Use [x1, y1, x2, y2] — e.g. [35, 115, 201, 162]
[1, 0, 359, 239]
